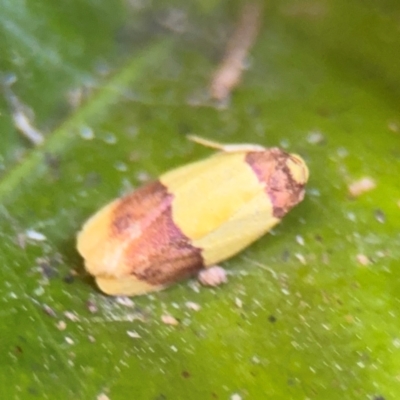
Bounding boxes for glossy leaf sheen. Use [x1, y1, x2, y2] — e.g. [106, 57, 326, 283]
[0, 1, 399, 399]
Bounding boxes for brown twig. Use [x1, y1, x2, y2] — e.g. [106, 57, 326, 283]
[210, 2, 264, 101]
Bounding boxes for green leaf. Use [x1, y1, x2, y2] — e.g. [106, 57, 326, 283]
[1, 1, 399, 399]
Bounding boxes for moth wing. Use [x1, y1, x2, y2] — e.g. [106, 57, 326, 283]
[193, 191, 280, 266]
[77, 181, 204, 296]
[95, 275, 163, 297]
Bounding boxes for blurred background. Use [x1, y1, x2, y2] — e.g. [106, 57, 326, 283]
[0, 1, 399, 399]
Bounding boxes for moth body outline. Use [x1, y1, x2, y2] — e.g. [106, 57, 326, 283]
[77, 137, 309, 296]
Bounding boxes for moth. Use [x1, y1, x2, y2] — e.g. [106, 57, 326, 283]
[77, 136, 309, 296]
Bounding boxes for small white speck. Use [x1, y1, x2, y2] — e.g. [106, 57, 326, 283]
[34, 286, 45, 296]
[97, 394, 110, 400]
[13, 110, 44, 145]
[348, 177, 376, 197]
[295, 253, 306, 265]
[114, 161, 127, 172]
[170, 345, 178, 352]
[280, 139, 289, 149]
[161, 315, 179, 326]
[115, 297, 135, 307]
[65, 337, 74, 345]
[374, 209, 385, 224]
[188, 280, 201, 293]
[79, 125, 94, 140]
[356, 254, 370, 266]
[308, 188, 320, 197]
[127, 330, 141, 339]
[25, 229, 46, 241]
[296, 235, 305, 246]
[198, 266, 227, 287]
[231, 394, 242, 400]
[56, 321, 67, 331]
[103, 132, 117, 144]
[334, 363, 343, 371]
[375, 251, 386, 258]
[86, 300, 98, 313]
[281, 288, 290, 296]
[251, 356, 260, 364]
[307, 130, 324, 144]
[185, 301, 201, 311]
[64, 311, 80, 322]
[235, 297, 243, 308]
[67, 87, 85, 108]
[337, 147, 348, 158]
[136, 171, 151, 182]
[392, 338, 400, 348]
[357, 361, 365, 368]
[347, 212, 356, 222]
[43, 304, 56, 317]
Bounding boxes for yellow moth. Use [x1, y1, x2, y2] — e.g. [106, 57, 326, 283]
[77, 136, 309, 296]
